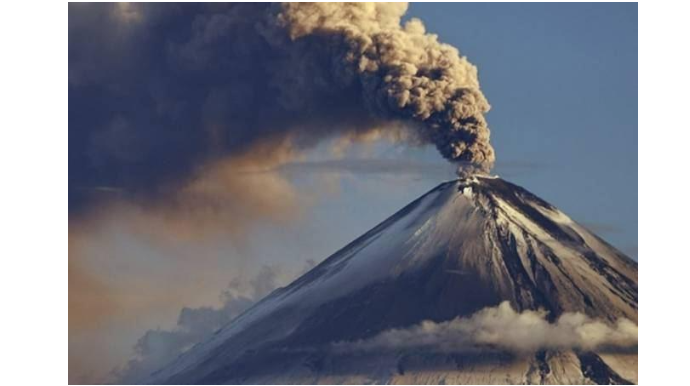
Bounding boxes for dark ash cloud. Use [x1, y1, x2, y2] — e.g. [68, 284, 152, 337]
[69, 2, 494, 215]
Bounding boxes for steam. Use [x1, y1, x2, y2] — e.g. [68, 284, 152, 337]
[337, 302, 637, 354]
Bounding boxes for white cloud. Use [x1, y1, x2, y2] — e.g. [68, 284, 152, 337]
[337, 302, 637, 354]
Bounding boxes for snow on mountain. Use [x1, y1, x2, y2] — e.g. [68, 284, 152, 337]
[145, 176, 637, 384]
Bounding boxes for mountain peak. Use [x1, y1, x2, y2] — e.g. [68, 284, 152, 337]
[146, 177, 637, 384]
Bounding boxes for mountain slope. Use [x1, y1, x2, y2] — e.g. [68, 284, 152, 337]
[146, 176, 637, 384]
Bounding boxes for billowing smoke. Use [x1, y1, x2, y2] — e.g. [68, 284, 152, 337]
[336, 302, 637, 354]
[69, 2, 493, 215]
[275, 3, 494, 171]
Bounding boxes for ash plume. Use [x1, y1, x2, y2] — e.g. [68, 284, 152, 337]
[69, 2, 494, 214]
[274, 3, 495, 170]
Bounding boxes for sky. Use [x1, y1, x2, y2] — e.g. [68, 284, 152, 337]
[68, 3, 637, 383]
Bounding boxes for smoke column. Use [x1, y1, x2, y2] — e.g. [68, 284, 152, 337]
[69, 2, 494, 214]
[273, 2, 495, 171]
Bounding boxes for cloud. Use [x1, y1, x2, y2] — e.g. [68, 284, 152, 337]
[113, 262, 316, 384]
[336, 302, 637, 354]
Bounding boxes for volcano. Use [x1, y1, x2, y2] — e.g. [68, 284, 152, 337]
[146, 176, 638, 384]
